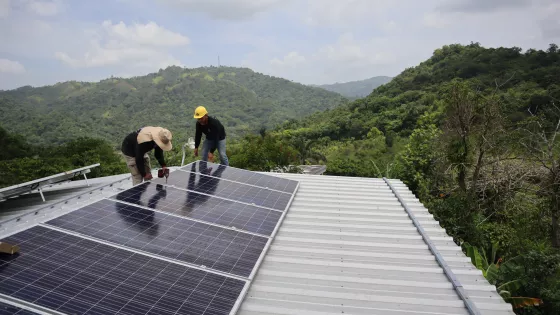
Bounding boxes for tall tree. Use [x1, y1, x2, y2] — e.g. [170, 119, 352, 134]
[519, 103, 560, 247]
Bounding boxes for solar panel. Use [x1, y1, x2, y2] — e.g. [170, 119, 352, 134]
[0, 226, 245, 315]
[1, 162, 299, 314]
[45, 199, 268, 277]
[181, 161, 298, 193]
[0, 164, 99, 202]
[0, 302, 38, 315]
[111, 182, 282, 236]
[160, 169, 292, 211]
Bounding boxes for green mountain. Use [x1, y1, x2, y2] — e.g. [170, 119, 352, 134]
[282, 44, 559, 143]
[0, 66, 348, 146]
[314, 76, 393, 99]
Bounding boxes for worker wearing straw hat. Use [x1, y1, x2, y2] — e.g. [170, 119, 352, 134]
[121, 126, 173, 186]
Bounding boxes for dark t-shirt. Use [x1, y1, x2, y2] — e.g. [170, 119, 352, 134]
[194, 116, 226, 149]
[121, 129, 165, 177]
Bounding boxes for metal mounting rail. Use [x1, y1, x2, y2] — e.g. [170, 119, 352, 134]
[0, 163, 100, 202]
[383, 178, 481, 315]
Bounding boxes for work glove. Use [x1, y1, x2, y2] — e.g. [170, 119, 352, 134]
[194, 148, 199, 157]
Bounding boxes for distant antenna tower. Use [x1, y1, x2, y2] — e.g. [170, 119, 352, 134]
[218, 55, 221, 67]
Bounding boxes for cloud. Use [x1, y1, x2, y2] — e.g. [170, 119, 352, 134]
[438, 0, 531, 13]
[316, 33, 396, 66]
[300, 0, 398, 30]
[159, 0, 284, 20]
[382, 20, 397, 32]
[423, 12, 453, 28]
[270, 51, 305, 67]
[26, 0, 61, 16]
[537, 2, 560, 39]
[0, 0, 10, 17]
[55, 20, 189, 68]
[101, 20, 189, 47]
[0, 59, 25, 74]
[429, 0, 559, 39]
[245, 32, 398, 85]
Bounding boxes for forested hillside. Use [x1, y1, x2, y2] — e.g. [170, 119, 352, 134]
[270, 42, 560, 314]
[314, 76, 393, 99]
[0, 66, 347, 146]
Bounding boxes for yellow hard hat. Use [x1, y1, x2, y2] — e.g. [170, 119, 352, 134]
[193, 106, 208, 119]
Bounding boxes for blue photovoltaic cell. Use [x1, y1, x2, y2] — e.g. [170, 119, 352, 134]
[180, 161, 298, 194]
[111, 182, 282, 236]
[0, 302, 38, 315]
[46, 199, 268, 277]
[0, 226, 245, 315]
[160, 167, 292, 211]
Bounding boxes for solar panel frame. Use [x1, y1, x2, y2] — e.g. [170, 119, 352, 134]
[0, 301, 39, 315]
[44, 199, 269, 278]
[0, 225, 247, 315]
[108, 181, 283, 237]
[178, 161, 298, 194]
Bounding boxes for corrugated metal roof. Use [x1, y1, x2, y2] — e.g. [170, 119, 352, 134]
[239, 173, 515, 315]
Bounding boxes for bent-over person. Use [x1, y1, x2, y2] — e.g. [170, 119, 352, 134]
[121, 126, 173, 186]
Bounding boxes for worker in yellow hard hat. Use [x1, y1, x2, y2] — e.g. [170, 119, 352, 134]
[193, 106, 229, 166]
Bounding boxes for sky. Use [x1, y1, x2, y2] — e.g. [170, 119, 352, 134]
[0, 0, 559, 90]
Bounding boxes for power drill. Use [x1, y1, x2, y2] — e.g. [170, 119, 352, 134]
[157, 168, 170, 184]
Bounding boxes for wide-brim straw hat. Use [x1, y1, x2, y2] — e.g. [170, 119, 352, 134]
[137, 126, 173, 151]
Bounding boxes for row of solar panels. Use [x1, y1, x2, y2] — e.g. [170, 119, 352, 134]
[0, 161, 299, 315]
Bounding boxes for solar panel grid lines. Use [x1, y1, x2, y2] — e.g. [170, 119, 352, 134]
[178, 161, 298, 194]
[162, 182, 285, 213]
[175, 168, 295, 197]
[0, 226, 246, 315]
[41, 223, 248, 283]
[44, 199, 269, 278]
[108, 197, 273, 239]
[159, 170, 292, 211]
[108, 181, 281, 237]
[174, 169, 295, 196]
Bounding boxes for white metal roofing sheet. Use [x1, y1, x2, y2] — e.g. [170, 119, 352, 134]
[239, 173, 515, 315]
